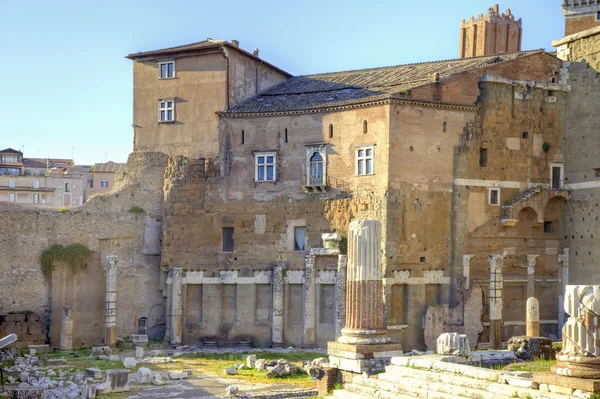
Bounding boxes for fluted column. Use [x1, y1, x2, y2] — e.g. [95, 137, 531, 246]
[489, 254, 503, 350]
[271, 265, 284, 347]
[105, 255, 118, 346]
[170, 267, 183, 344]
[338, 220, 389, 345]
[334, 255, 347, 339]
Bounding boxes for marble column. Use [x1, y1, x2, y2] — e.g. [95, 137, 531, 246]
[463, 255, 474, 289]
[526, 297, 540, 337]
[554, 285, 600, 378]
[170, 267, 183, 344]
[334, 255, 347, 339]
[526, 255, 539, 299]
[271, 265, 284, 347]
[489, 254, 503, 350]
[105, 255, 118, 347]
[558, 248, 569, 338]
[338, 220, 389, 344]
[303, 255, 316, 346]
[60, 306, 73, 351]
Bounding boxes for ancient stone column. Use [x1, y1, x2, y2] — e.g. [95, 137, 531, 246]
[526, 297, 540, 337]
[334, 255, 347, 339]
[303, 255, 316, 346]
[105, 255, 118, 347]
[489, 254, 503, 350]
[170, 267, 183, 344]
[463, 255, 474, 289]
[338, 220, 389, 344]
[60, 306, 73, 351]
[554, 285, 600, 378]
[558, 248, 569, 338]
[271, 265, 284, 347]
[526, 255, 538, 299]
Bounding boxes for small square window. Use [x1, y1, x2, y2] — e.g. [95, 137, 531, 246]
[255, 152, 276, 182]
[489, 188, 500, 206]
[158, 99, 175, 122]
[223, 227, 234, 252]
[87, 180, 93, 188]
[158, 61, 175, 79]
[101, 180, 109, 188]
[522, 132, 529, 139]
[544, 221, 555, 234]
[294, 226, 306, 251]
[9, 193, 15, 202]
[420, 256, 426, 263]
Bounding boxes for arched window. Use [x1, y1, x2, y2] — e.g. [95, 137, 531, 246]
[329, 124, 334, 138]
[241, 130, 245, 144]
[443, 122, 447, 132]
[310, 152, 324, 185]
[138, 317, 148, 335]
[284, 128, 288, 143]
[363, 120, 368, 134]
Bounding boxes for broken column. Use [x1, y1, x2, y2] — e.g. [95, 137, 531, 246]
[463, 254, 474, 289]
[105, 255, 118, 347]
[271, 264, 284, 347]
[334, 254, 347, 339]
[554, 285, 600, 378]
[489, 254, 503, 350]
[526, 255, 538, 299]
[526, 297, 540, 337]
[170, 267, 183, 344]
[60, 306, 73, 351]
[328, 220, 402, 374]
[558, 248, 569, 338]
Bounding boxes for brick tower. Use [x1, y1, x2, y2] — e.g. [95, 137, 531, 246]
[563, 0, 600, 36]
[459, 4, 522, 59]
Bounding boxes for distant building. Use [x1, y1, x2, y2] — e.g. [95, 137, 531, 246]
[0, 148, 84, 208]
[84, 161, 126, 201]
[562, 0, 600, 36]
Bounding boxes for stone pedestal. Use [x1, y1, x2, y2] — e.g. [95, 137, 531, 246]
[526, 297, 540, 337]
[553, 285, 600, 379]
[327, 220, 401, 374]
[104, 256, 118, 347]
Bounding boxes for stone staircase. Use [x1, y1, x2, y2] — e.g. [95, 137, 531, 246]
[500, 183, 571, 227]
[325, 356, 576, 399]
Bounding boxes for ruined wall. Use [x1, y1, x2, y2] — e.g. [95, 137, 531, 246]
[411, 53, 562, 105]
[555, 28, 600, 284]
[0, 152, 168, 347]
[450, 79, 568, 344]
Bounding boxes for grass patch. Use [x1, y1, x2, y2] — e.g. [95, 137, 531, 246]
[57, 207, 69, 213]
[503, 359, 556, 373]
[128, 206, 145, 214]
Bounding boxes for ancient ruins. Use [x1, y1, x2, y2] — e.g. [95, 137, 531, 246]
[2, 0, 600, 397]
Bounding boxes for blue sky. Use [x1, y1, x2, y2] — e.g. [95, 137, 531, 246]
[0, 0, 565, 165]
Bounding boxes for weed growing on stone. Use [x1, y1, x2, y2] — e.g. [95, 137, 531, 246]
[128, 206, 145, 214]
[40, 243, 91, 278]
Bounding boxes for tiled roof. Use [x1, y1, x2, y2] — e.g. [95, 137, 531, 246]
[0, 148, 22, 154]
[94, 161, 126, 173]
[126, 39, 291, 77]
[23, 158, 73, 168]
[224, 50, 544, 114]
[23, 159, 47, 168]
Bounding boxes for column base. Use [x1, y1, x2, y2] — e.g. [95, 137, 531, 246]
[338, 328, 390, 345]
[553, 353, 600, 379]
[327, 341, 402, 374]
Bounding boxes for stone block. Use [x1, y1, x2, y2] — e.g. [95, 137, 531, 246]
[123, 357, 137, 368]
[533, 371, 600, 393]
[84, 368, 103, 380]
[135, 346, 144, 358]
[8, 387, 45, 399]
[130, 334, 148, 344]
[104, 370, 129, 393]
[507, 336, 554, 361]
[136, 367, 152, 384]
[436, 333, 471, 357]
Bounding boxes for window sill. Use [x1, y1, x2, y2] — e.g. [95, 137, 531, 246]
[254, 180, 277, 183]
[158, 120, 176, 124]
[158, 77, 177, 80]
[355, 173, 375, 177]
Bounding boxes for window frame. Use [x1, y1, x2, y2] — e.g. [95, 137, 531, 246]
[355, 145, 375, 176]
[33, 193, 39, 204]
[254, 151, 277, 182]
[8, 193, 15, 202]
[222, 227, 234, 252]
[157, 60, 175, 79]
[158, 99, 175, 122]
[101, 179, 109, 188]
[488, 188, 500, 206]
[65, 182, 71, 192]
[479, 148, 488, 167]
[34, 180, 40, 189]
[8, 179, 16, 188]
[293, 226, 306, 251]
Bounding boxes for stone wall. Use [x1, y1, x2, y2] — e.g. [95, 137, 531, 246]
[0, 313, 46, 348]
[0, 152, 168, 348]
